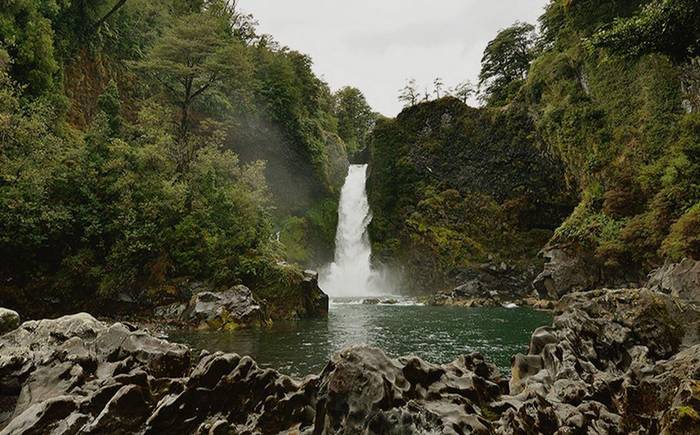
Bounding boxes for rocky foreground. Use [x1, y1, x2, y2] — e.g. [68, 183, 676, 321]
[1, 287, 699, 434]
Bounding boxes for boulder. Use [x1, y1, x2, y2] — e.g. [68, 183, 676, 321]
[301, 270, 329, 318]
[0, 309, 19, 336]
[500, 288, 700, 434]
[532, 243, 600, 298]
[428, 262, 539, 307]
[648, 258, 700, 302]
[181, 285, 268, 330]
[313, 346, 503, 434]
[0, 313, 190, 431]
[152, 303, 186, 321]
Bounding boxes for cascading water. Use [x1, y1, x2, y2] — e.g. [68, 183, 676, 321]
[320, 164, 380, 297]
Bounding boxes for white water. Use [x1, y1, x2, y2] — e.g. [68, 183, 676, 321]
[320, 164, 387, 297]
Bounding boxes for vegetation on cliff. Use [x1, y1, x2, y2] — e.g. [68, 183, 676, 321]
[368, 0, 700, 292]
[524, 0, 700, 284]
[0, 0, 367, 316]
[368, 98, 573, 291]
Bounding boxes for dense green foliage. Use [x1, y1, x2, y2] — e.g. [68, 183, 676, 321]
[521, 0, 700, 281]
[0, 0, 360, 315]
[478, 22, 536, 105]
[589, 0, 700, 61]
[333, 87, 376, 158]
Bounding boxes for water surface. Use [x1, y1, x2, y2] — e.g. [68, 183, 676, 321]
[169, 299, 552, 377]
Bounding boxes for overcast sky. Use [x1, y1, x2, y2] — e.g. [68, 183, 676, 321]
[240, 1, 548, 117]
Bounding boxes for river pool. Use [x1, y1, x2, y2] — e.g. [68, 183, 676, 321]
[169, 298, 552, 377]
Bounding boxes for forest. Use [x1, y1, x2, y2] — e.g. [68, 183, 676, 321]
[0, 0, 376, 316]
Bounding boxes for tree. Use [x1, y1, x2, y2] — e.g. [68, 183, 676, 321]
[135, 12, 251, 169]
[205, 0, 259, 43]
[452, 80, 475, 104]
[479, 22, 536, 105]
[0, 0, 63, 94]
[433, 77, 445, 98]
[398, 79, 419, 107]
[334, 87, 376, 155]
[92, 0, 129, 31]
[98, 80, 122, 133]
[590, 0, 700, 61]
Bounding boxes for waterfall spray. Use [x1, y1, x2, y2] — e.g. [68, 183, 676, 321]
[320, 164, 385, 297]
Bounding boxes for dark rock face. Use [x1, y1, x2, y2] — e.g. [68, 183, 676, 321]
[2, 287, 699, 434]
[300, 270, 329, 318]
[181, 285, 269, 330]
[315, 347, 501, 434]
[151, 272, 329, 327]
[0, 313, 190, 433]
[0, 311, 506, 434]
[532, 243, 601, 298]
[648, 258, 700, 303]
[428, 263, 539, 307]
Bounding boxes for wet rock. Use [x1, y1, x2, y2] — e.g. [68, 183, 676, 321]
[501, 288, 700, 434]
[301, 270, 329, 318]
[0, 309, 19, 336]
[314, 346, 503, 434]
[11, 362, 85, 419]
[93, 323, 190, 378]
[187, 352, 240, 389]
[182, 285, 268, 330]
[82, 385, 150, 434]
[428, 262, 538, 307]
[1, 395, 79, 435]
[153, 303, 187, 320]
[0, 313, 190, 431]
[362, 298, 380, 305]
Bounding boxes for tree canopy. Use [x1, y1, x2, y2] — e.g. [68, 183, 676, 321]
[0, 0, 363, 315]
[478, 22, 536, 105]
[334, 87, 376, 156]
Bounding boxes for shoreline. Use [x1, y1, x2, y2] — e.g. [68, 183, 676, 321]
[1, 286, 698, 433]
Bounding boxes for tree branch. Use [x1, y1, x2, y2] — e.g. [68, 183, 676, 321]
[92, 0, 128, 32]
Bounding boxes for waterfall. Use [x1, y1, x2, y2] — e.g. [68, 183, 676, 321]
[320, 164, 380, 297]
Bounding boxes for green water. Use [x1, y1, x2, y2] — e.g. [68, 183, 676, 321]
[169, 299, 552, 377]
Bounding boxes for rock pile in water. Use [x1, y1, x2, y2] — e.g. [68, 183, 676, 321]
[152, 271, 329, 331]
[1, 287, 699, 434]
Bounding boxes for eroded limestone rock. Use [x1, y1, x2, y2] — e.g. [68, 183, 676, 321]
[1, 287, 698, 434]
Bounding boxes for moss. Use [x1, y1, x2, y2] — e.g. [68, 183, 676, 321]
[676, 406, 700, 420]
[223, 320, 239, 332]
[279, 196, 339, 267]
[367, 98, 573, 291]
[518, 2, 700, 277]
[662, 202, 700, 260]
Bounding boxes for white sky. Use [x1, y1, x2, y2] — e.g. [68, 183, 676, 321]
[240, 1, 548, 117]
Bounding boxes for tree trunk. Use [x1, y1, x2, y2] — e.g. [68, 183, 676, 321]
[92, 0, 128, 31]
